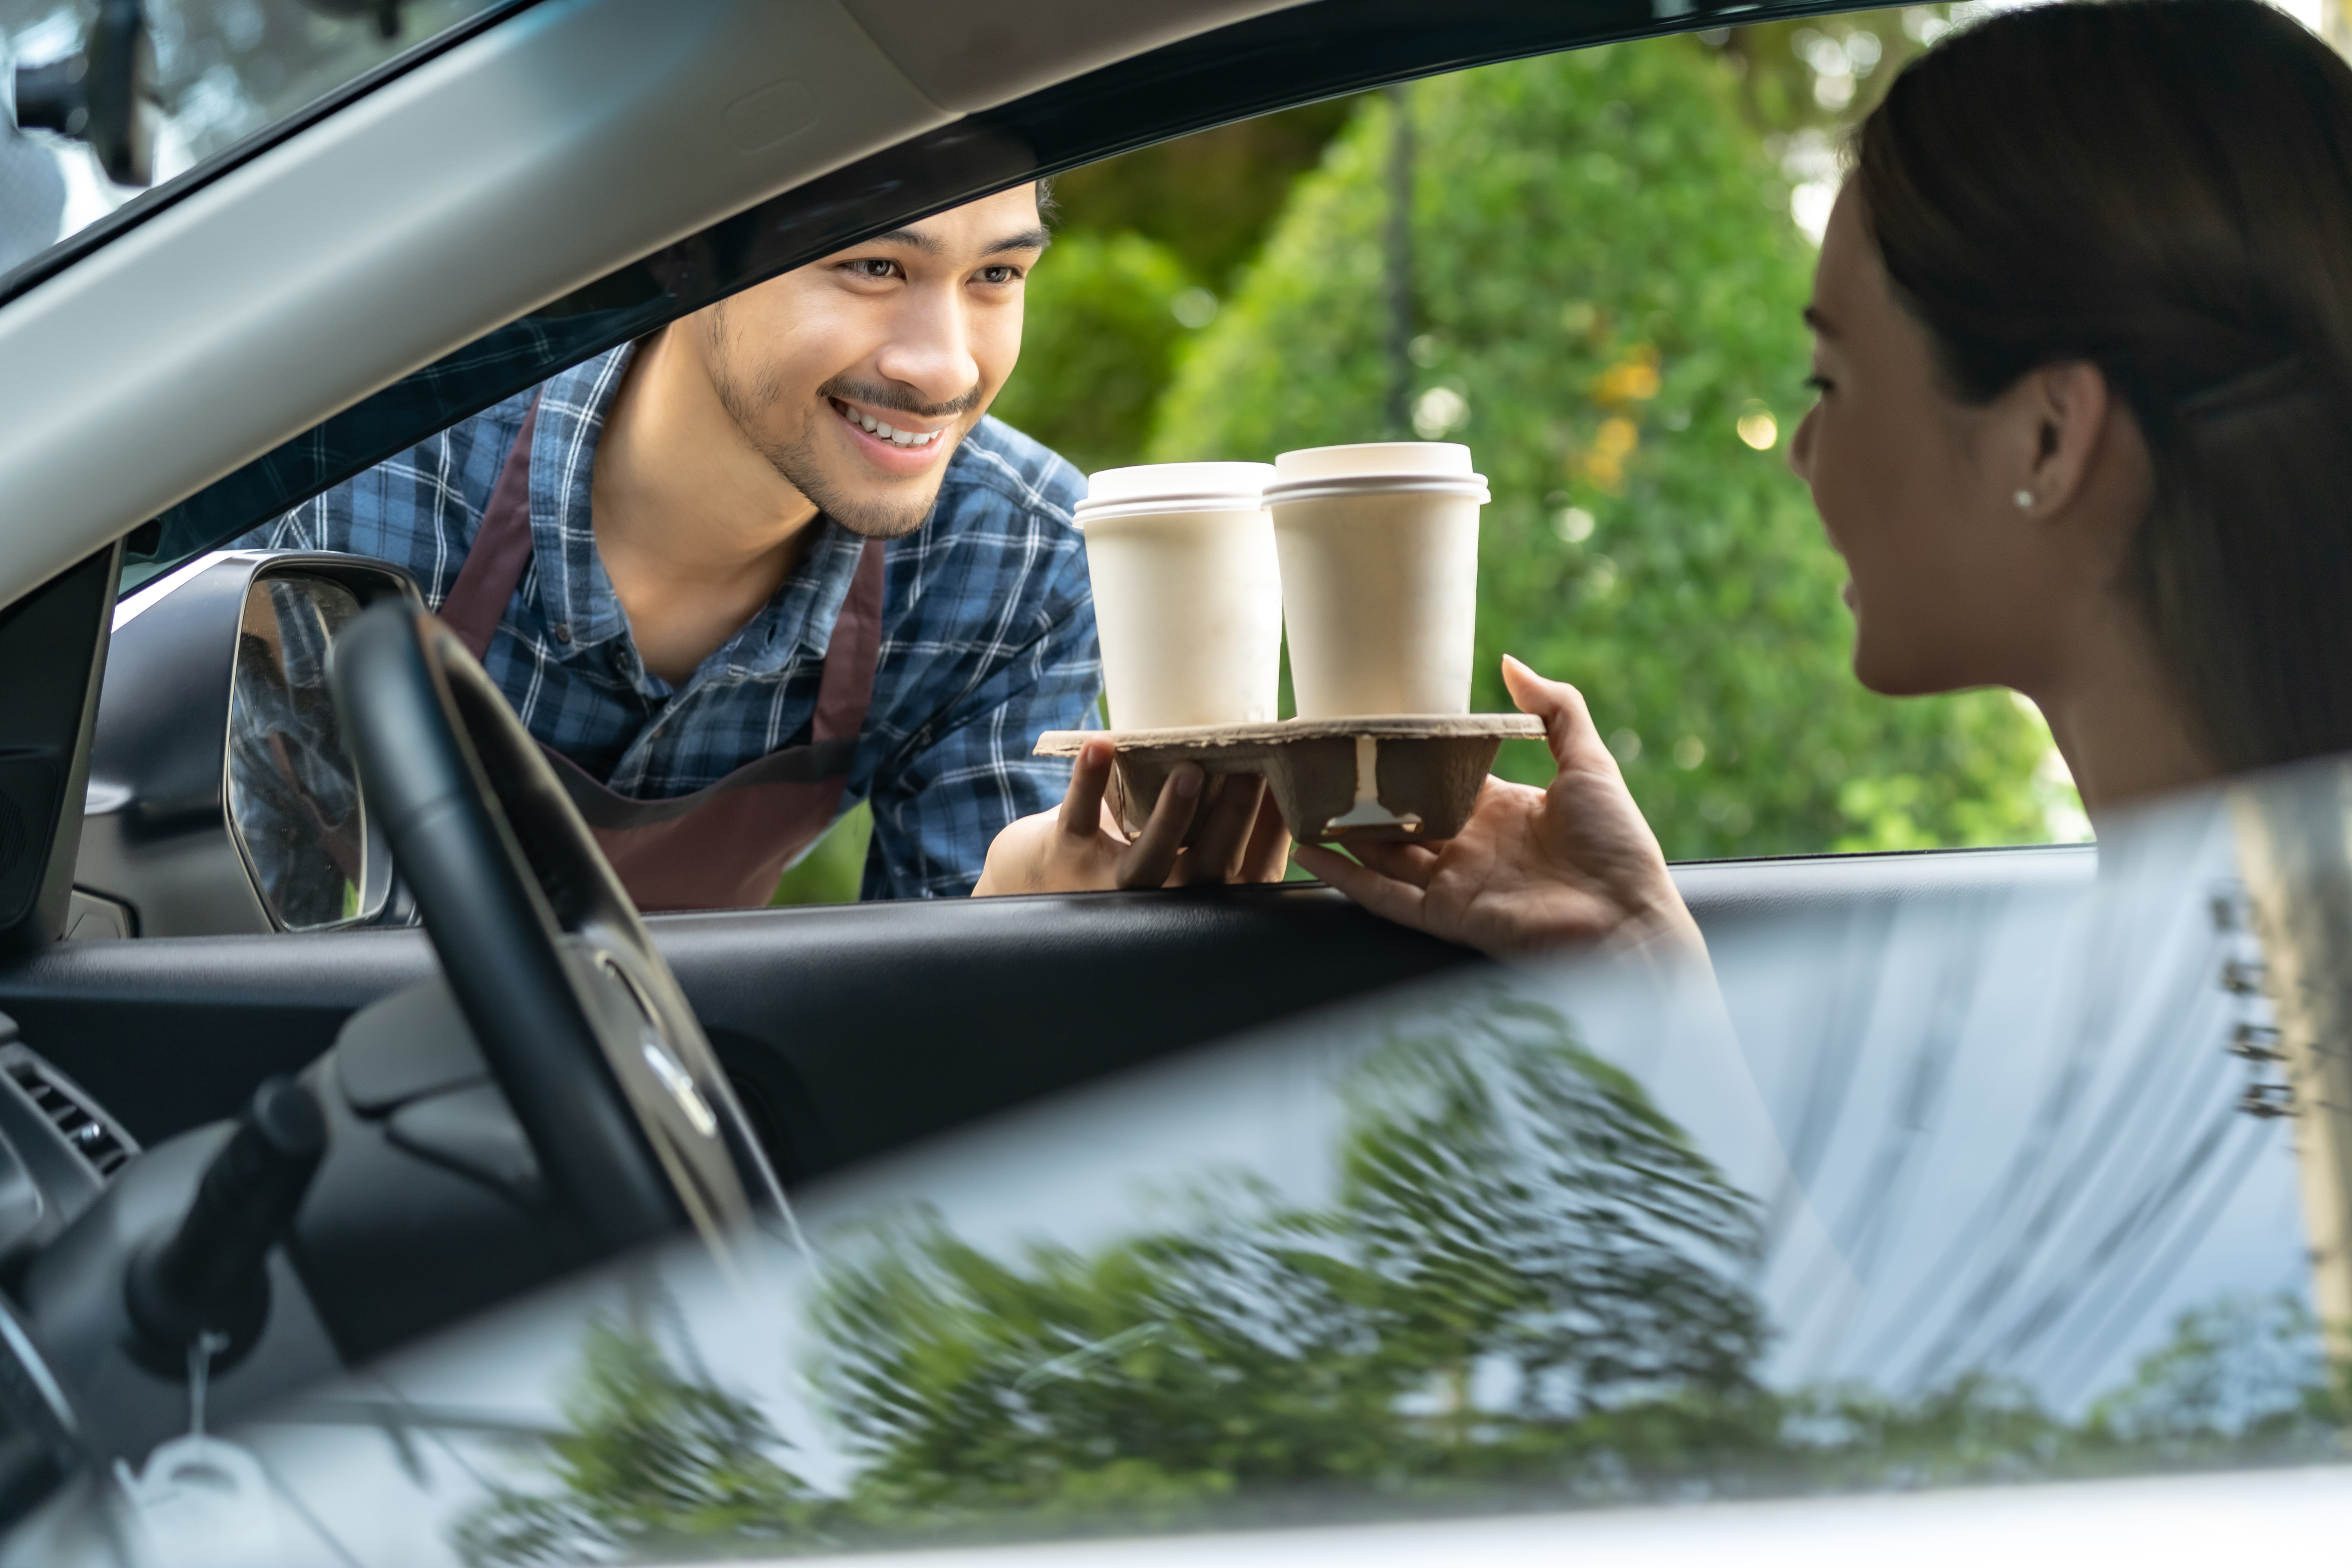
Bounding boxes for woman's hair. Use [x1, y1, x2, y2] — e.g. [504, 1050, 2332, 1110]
[1855, 0, 2352, 773]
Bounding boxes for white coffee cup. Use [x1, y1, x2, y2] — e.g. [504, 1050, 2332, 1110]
[1075, 462, 1283, 730]
[1265, 442, 1490, 718]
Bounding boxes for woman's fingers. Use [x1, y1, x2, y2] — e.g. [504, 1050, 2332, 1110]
[1349, 837, 1440, 887]
[1115, 764, 1203, 889]
[1500, 655, 1611, 776]
[1058, 739, 1116, 838]
[1173, 773, 1265, 886]
[1293, 843, 1430, 931]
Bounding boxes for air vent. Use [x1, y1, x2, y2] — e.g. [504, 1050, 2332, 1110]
[5, 1058, 130, 1179]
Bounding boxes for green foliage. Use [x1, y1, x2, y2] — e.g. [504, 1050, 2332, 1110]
[770, 800, 871, 907]
[453, 1318, 827, 1565]
[452, 997, 2350, 1564]
[1049, 101, 1362, 286]
[1149, 44, 2063, 858]
[808, 997, 1773, 1534]
[990, 232, 1200, 480]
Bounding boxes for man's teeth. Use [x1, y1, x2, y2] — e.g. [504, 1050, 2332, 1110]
[843, 405, 941, 448]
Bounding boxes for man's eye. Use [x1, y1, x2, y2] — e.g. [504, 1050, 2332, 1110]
[843, 259, 898, 280]
[976, 265, 1023, 285]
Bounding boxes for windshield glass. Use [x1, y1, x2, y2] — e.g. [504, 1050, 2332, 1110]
[29, 771, 2332, 1565]
[0, 0, 506, 272]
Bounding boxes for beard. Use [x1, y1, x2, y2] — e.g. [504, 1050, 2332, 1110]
[703, 312, 985, 540]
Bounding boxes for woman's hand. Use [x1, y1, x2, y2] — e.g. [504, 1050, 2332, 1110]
[1292, 657, 1702, 960]
[974, 739, 1292, 896]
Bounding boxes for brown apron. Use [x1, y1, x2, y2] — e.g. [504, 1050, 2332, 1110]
[436, 398, 884, 911]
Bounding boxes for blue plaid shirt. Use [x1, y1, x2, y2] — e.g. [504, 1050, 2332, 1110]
[236, 345, 1100, 900]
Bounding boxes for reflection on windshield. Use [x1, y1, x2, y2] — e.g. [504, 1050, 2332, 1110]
[46, 776, 2345, 1567]
[0, 0, 500, 266]
[443, 987, 2346, 1564]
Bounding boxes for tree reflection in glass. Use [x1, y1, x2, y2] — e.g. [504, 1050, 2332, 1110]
[454, 995, 2351, 1564]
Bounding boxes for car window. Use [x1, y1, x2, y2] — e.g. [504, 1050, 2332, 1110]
[93, 769, 2337, 1564]
[0, 0, 509, 274]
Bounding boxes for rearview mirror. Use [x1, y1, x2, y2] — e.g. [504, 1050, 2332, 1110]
[11, 0, 159, 187]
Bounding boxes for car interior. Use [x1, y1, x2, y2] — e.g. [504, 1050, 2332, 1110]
[0, 0, 2119, 1532]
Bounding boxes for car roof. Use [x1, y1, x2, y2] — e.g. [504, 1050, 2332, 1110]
[0, 0, 1876, 611]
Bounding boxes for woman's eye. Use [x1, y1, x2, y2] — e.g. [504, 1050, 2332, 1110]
[1804, 372, 1833, 395]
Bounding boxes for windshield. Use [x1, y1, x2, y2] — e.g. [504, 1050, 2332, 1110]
[0, 0, 507, 272]
[23, 774, 2331, 1566]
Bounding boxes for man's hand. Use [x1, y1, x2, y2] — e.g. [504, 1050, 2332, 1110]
[974, 739, 1292, 896]
[1292, 657, 1702, 960]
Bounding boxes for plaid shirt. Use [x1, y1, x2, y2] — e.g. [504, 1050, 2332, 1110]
[236, 346, 1100, 900]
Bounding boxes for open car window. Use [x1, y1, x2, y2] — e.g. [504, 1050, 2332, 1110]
[33, 764, 2332, 1563]
[83, 8, 2122, 932]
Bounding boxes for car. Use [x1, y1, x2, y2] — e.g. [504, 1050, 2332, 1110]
[0, 0, 2343, 1564]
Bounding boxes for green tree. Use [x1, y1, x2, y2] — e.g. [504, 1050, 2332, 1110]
[1149, 43, 2062, 858]
[988, 231, 1200, 480]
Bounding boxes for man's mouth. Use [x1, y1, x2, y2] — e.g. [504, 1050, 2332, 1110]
[831, 397, 944, 450]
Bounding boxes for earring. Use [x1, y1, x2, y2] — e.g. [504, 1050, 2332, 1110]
[2013, 490, 2034, 510]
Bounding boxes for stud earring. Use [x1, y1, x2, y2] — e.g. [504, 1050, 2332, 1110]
[2013, 490, 2034, 510]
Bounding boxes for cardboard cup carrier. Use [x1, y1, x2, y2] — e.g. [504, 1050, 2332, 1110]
[1045, 444, 1533, 845]
[1074, 463, 1281, 729]
[1265, 442, 1490, 719]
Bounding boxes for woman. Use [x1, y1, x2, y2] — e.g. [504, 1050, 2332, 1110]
[1286, 0, 2352, 955]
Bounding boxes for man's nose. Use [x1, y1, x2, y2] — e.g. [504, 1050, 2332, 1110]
[873, 283, 980, 410]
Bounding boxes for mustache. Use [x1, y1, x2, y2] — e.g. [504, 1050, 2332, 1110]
[817, 375, 984, 421]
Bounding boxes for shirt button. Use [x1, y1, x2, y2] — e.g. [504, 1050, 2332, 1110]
[554, 624, 572, 644]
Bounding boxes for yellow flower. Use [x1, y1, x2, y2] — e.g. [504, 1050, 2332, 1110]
[1590, 346, 1661, 407]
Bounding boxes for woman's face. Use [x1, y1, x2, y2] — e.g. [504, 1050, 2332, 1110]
[1788, 185, 2088, 699]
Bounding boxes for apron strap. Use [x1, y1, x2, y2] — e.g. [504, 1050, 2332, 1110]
[815, 538, 886, 744]
[438, 396, 540, 660]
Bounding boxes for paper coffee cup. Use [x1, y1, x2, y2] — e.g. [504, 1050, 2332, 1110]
[1266, 443, 1490, 719]
[1075, 462, 1283, 730]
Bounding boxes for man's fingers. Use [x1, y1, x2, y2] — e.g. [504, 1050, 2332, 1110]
[1293, 843, 1430, 931]
[1059, 739, 1116, 838]
[1115, 764, 1202, 889]
[1240, 787, 1293, 883]
[1172, 773, 1265, 886]
[1350, 837, 1440, 887]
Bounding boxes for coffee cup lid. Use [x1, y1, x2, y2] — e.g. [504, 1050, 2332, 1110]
[1077, 462, 1276, 521]
[1261, 471, 1490, 507]
[1273, 442, 1474, 483]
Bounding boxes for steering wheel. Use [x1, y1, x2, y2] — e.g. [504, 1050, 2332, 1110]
[328, 601, 770, 1253]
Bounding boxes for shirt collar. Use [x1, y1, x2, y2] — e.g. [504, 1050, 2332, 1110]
[522, 344, 871, 682]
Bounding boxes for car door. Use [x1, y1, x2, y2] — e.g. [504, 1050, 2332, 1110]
[10, 764, 2337, 1566]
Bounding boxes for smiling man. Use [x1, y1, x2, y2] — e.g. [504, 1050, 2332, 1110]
[238, 185, 1101, 907]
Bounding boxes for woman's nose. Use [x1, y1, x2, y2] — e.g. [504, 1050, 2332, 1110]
[1789, 404, 1818, 483]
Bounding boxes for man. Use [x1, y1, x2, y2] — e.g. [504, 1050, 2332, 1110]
[242, 185, 1100, 906]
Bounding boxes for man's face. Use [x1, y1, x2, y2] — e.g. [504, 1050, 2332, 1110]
[692, 185, 1047, 538]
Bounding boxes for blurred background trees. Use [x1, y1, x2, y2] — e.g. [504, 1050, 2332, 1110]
[784, 7, 2085, 902]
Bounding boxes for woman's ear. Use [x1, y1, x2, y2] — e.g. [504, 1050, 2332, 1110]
[2008, 361, 2110, 512]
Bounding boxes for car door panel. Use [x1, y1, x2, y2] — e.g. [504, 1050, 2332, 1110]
[0, 844, 2096, 1181]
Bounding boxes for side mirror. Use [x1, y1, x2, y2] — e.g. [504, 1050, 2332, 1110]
[227, 575, 389, 930]
[12, 0, 159, 187]
[78, 553, 423, 937]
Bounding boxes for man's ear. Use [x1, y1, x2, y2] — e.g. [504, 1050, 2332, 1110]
[2011, 360, 2113, 517]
